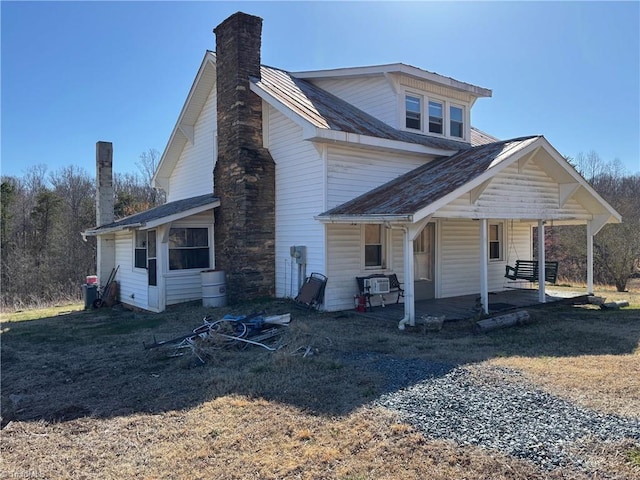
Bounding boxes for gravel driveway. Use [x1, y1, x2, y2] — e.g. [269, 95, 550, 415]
[344, 353, 640, 474]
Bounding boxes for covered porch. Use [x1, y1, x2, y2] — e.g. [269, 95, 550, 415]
[358, 287, 587, 322]
[317, 136, 620, 328]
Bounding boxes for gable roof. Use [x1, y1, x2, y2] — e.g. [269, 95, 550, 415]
[292, 63, 492, 99]
[153, 51, 217, 192]
[83, 193, 220, 236]
[251, 65, 471, 153]
[154, 52, 496, 187]
[316, 136, 621, 226]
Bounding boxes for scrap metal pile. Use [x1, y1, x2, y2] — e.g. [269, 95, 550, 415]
[144, 312, 290, 364]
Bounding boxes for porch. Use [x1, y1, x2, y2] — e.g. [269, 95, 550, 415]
[358, 288, 586, 322]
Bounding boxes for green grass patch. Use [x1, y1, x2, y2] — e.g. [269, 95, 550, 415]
[1, 303, 84, 322]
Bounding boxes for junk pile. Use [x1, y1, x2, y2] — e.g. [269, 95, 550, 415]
[144, 312, 290, 364]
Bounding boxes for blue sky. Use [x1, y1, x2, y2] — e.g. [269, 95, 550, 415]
[2, 1, 639, 179]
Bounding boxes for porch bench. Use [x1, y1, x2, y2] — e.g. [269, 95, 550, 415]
[504, 260, 559, 284]
[356, 273, 404, 310]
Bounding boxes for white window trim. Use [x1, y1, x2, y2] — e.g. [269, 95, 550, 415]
[166, 224, 214, 273]
[361, 224, 389, 271]
[400, 89, 469, 141]
[488, 221, 505, 262]
[404, 93, 423, 131]
[449, 103, 465, 139]
[134, 230, 148, 271]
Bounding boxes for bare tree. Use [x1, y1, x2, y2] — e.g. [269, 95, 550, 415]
[556, 152, 640, 291]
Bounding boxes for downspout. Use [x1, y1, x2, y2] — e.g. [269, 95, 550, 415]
[396, 225, 415, 330]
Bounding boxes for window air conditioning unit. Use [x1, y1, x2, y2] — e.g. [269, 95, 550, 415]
[365, 277, 390, 295]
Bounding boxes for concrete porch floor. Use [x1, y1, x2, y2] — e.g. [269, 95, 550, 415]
[358, 287, 587, 322]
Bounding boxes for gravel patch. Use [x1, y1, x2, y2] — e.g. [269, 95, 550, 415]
[375, 362, 640, 472]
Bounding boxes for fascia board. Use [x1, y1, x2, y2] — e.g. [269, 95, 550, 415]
[413, 137, 544, 222]
[83, 200, 220, 236]
[315, 214, 413, 224]
[83, 223, 143, 236]
[153, 52, 216, 186]
[249, 82, 318, 138]
[293, 63, 492, 98]
[537, 137, 621, 222]
[308, 128, 458, 156]
[142, 200, 220, 230]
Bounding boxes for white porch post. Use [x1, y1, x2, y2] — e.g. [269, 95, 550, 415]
[480, 219, 489, 314]
[538, 220, 546, 303]
[587, 220, 594, 294]
[398, 226, 416, 329]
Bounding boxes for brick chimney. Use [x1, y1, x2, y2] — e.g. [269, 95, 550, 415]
[213, 12, 276, 302]
[96, 141, 115, 285]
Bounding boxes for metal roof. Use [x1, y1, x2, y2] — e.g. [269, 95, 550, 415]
[470, 126, 500, 146]
[83, 193, 220, 236]
[317, 136, 540, 220]
[252, 66, 473, 152]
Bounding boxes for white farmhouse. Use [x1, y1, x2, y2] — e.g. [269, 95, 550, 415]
[84, 12, 620, 325]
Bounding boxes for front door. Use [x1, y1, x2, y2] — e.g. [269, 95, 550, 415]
[414, 223, 435, 300]
[147, 230, 159, 309]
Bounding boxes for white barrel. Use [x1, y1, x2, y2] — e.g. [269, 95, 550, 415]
[201, 270, 227, 307]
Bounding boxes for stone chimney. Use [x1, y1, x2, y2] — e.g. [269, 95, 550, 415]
[213, 12, 276, 302]
[96, 141, 115, 285]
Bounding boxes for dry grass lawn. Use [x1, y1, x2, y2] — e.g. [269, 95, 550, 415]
[2, 281, 639, 479]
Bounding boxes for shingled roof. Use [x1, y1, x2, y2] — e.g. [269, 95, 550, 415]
[317, 136, 540, 220]
[83, 193, 220, 236]
[251, 66, 472, 152]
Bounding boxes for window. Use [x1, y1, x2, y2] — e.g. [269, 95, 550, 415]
[135, 231, 147, 269]
[428, 100, 443, 134]
[364, 224, 385, 269]
[450, 105, 464, 138]
[489, 223, 503, 261]
[169, 227, 210, 270]
[405, 95, 422, 130]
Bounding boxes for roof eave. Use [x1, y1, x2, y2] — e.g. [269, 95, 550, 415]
[153, 51, 217, 188]
[293, 63, 492, 98]
[307, 128, 459, 156]
[315, 214, 413, 224]
[82, 199, 220, 237]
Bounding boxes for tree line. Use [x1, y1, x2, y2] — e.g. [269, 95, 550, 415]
[1, 150, 164, 309]
[1, 150, 638, 310]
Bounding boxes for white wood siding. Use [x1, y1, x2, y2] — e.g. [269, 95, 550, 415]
[267, 107, 326, 298]
[167, 87, 217, 202]
[325, 224, 363, 311]
[439, 219, 531, 298]
[327, 147, 426, 208]
[436, 161, 592, 220]
[325, 224, 405, 312]
[114, 231, 148, 309]
[310, 76, 397, 128]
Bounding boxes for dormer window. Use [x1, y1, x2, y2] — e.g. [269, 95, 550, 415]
[428, 100, 443, 134]
[405, 95, 422, 130]
[450, 105, 464, 138]
[402, 90, 468, 141]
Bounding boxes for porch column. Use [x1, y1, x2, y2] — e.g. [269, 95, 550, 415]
[587, 220, 594, 294]
[538, 220, 546, 303]
[479, 219, 489, 314]
[404, 227, 416, 326]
